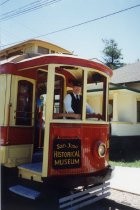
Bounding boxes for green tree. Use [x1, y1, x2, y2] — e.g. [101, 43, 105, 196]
[102, 39, 123, 69]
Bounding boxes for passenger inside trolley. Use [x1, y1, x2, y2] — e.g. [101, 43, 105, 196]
[64, 80, 94, 114]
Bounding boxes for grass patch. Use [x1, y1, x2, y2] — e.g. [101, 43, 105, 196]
[109, 160, 140, 168]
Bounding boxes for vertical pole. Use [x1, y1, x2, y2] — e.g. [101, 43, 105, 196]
[42, 64, 55, 177]
[82, 68, 88, 121]
[113, 93, 118, 121]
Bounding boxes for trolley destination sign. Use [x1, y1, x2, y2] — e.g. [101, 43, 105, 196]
[52, 138, 81, 169]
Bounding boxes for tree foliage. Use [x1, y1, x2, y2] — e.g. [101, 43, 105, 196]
[102, 39, 123, 69]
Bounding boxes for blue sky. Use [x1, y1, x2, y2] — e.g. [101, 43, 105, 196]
[0, 0, 140, 63]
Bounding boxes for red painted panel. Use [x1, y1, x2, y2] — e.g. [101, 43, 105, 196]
[0, 63, 37, 79]
[0, 126, 7, 145]
[16, 55, 112, 76]
[48, 123, 109, 176]
[0, 63, 16, 74]
[0, 126, 34, 145]
[0, 55, 112, 80]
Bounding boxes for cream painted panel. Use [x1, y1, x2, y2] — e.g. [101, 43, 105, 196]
[0, 75, 6, 125]
[0, 74, 12, 126]
[4, 75, 12, 125]
[118, 93, 136, 123]
[111, 122, 140, 136]
[0, 144, 33, 167]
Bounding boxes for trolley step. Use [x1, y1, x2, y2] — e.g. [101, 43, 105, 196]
[9, 185, 41, 200]
[59, 182, 110, 210]
[18, 162, 42, 182]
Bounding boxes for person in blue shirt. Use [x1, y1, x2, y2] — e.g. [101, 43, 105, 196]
[64, 80, 94, 114]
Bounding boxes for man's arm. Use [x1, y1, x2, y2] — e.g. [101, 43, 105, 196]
[64, 94, 74, 113]
[86, 103, 94, 114]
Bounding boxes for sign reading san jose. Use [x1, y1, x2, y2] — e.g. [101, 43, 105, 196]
[52, 138, 81, 169]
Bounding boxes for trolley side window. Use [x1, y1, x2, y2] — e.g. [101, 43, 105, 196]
[87, 72, 107, 121]
[16, 80, 33, 126]
[53, 75, 64, 114]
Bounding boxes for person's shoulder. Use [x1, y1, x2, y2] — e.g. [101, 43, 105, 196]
[65, 92, 73, 97]
[64, 93, 72, 100]
[69, 92, 73, 96]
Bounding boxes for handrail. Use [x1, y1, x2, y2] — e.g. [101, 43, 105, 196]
[14, 110, 34, 114]
[86, 113, 103, 120]
[53, 113, 81, 119]
[14, 110, 34, 120]
[53, 113, 102, 120]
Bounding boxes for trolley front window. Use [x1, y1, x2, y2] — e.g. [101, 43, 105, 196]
[52, 66, 108, 122]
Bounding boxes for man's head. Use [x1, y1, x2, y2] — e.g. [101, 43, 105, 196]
[72, 80, 82, 95]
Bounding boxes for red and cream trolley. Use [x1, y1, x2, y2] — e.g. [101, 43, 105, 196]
[0, 53, 113, 190]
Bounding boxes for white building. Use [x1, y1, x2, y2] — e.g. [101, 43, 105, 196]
[109, 62, 140, 137]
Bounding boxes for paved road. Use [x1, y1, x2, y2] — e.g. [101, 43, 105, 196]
[110, 166, 140, 195]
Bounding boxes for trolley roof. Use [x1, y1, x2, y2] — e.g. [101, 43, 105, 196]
[0, 54, 112, 82]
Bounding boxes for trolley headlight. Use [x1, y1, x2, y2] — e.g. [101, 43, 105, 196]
[98, 142, 106, 157]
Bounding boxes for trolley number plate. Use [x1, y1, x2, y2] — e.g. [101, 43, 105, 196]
[52, 138, 81, 169]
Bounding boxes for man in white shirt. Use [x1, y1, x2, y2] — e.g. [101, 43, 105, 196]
[64, 81, 94, 114]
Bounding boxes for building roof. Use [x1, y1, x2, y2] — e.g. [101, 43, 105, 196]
[0, 39, 71, 59]
[111, 61, 140, 84]
[0, 39, 70, 53]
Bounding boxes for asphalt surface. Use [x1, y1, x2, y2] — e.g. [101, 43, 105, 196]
[110, 166, 140, 195]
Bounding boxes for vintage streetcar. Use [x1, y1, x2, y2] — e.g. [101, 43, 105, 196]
[0, 52, 113, 198]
